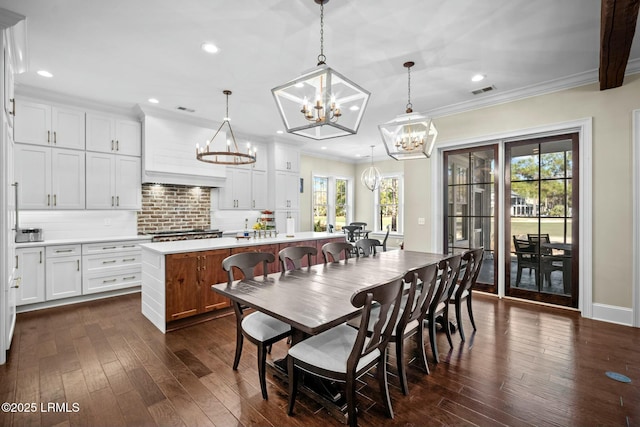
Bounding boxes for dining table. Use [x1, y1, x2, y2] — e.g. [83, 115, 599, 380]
[211, 249, 448, 421]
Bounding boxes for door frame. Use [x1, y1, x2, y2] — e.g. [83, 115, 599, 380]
[633, 109, 640, 327]
[431, 118, 593, 316]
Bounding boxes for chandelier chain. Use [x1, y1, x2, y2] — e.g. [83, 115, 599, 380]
[318, 1, 326, 65]
[406, 64, 412, 112]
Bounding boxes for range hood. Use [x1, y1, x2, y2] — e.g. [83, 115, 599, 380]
[141, 109, 227, 187]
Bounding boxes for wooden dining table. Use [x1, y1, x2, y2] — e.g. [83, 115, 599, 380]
[211, 249, 448, 421]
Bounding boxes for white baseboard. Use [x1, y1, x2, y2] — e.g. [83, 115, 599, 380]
[16, 287, 141, 314]
[591, 303, 633, 327]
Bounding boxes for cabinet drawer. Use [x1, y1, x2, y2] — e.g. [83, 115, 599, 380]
[83, 271, 141, 295]
[83, 252, 141, 274]
[46, 244, 82, 258]
[82, 240, 147, 255]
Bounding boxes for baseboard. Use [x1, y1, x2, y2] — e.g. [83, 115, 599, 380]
[591, 303, 633, 327]
[16, 287, 141, 314]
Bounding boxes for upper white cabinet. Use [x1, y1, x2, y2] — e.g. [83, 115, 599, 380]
[85, 152, 141, 210]
[14, 99, 85, 150]
[274, 170, 300, 210]
[251, 170, 268, 210]
[219, 166, 252, 210]
[3, 47, 14, 129]
[251, 141, 268, 172]
[86, 113, 141, 157]
[273, 143, 299, 172]
[14, 144, 85, 209]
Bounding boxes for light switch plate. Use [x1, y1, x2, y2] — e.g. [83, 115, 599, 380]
[417, 217, 425, 225]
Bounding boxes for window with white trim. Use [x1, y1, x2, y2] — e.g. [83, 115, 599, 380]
[312, 174, 352, 232]
[375, 174, 403, 233]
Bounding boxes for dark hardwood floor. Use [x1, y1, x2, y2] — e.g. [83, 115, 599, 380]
[1, 292, 639, 426]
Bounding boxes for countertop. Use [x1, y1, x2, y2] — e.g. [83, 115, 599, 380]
[15, 235, 152, 248]
[139, 231, 344, 255]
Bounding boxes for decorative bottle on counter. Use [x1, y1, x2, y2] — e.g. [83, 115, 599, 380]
[244, 219, 249, 237]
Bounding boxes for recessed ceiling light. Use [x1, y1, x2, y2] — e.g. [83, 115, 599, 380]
[201, 42, 219, 54]
[471, 74, 485, 82]
[148, 98, 159, 104]
[276, 130, 284, 134]
[355, 154, 361, 157]
[294, 83, 304, 88]
[321, 146, 327, 150]
[349, 105, 360, 111]
[37, 70, 53, 78]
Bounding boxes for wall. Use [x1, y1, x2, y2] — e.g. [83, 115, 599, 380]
[138, 184, 211, 233]
[19, 211, 137, 240]
[401, 74, 640, 309]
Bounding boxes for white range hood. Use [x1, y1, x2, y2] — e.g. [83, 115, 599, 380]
[140, 108, 227, 187]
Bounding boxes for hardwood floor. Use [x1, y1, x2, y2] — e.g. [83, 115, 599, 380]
[1, 292, 639, 426]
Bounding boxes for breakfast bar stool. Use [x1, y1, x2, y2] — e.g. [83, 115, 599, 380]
[222, 252, 291, 400]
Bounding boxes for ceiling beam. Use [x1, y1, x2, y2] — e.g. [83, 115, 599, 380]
[599, 0, 640, 90]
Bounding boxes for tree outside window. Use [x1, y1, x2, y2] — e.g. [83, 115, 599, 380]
[313, 177, 328, 231]
[335, 179, 348, 230]
[376, 176, 401, 233]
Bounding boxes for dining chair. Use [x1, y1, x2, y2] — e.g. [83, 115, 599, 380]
[321, 241, 353, 263]
[381, 224, 390, 252]
[449, 248, 484, 341]
[355, 238, 381, 257]
[342, 225, 361, 242]
[527, 234, 564, 286]
[512, 236, 540, 288]
[350, 221, 368, 239]
[221, 252, 291, 400]
[278, 245, 317, 271]
[287, 274, 405, 427]
[425, 254, 462, 363]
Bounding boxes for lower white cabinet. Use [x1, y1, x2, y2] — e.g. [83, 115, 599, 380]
[15, 247, 45, 306]
[45, 245, 82, 301]
[82, 241, 144, 294]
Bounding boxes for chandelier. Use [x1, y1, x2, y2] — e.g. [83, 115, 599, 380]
[196, 90, 256, 165]
[378, 61, 438, 160]
[361, 145, 381, 191]
[271, 0, 370, 140]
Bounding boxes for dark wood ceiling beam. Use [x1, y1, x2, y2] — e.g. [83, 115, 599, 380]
[599, 0, 640, 90]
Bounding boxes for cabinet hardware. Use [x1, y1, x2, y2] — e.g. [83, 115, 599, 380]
[122, 245, 135, 248]
[123, 276, 136, 280]
[77, 260, 80, 271]
[111, 140, 114, 151]
[252, 200, 255, 208]
[10, 98, 15, 116]
[116, 140, 119, 151]
[47, 194, 51, 206]
[102, 278, 117, 283]
[15, 255, 18, 269]
[39, 251, 42, 264]
[116, 196, 119, 206]
[54, 131, 57, 144]
[53, 194, 57, 206]
[111, 196, 114, 207]
[55, 249, 73, 253]
[102, 260, 117, 264]
[47, 130, 50, 144]
[102, 246, 116, 250]
[11, 277, 20, 289]
[122, 258, 135, 262]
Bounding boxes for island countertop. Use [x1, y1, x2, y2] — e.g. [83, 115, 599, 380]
[139, 231, 342, 255]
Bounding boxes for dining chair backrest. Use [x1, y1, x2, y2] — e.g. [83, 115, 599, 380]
[350, 222, 367, 228]
[456, 248, 484, 299]
[398, 263, 439, 332]
[355, 238, 381, 257]
[222, 252, 275, 283]
[513, 236, 537, 261]
[528, 233, 552, 255]
[381, 225, 390, 252]
[348, 275, 405, 372]
[342, 225, 361, 242]
[321, 242, 353, 263]
[431, 254, 462, 308]
[279, 245, 317, 271]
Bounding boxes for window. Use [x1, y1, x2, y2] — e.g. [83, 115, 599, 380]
[312, 175, 352, 232]
[375, 175, 403, 233]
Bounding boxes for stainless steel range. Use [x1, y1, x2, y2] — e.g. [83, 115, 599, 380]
[150, 229, 223, 242]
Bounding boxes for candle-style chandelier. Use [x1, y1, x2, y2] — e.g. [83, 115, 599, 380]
[361, 145, 381, 192]
[379, 61, 438, 160]
[195, 90, 256, 165]
[271, 0, 370, 140]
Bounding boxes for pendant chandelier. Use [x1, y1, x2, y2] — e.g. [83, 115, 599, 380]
[196, 90, 256, 165]
[271, 0, 370, 140]
[379, 61, 438, 160]
[361, 145, 381, 192]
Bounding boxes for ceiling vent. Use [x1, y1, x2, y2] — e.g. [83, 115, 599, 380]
[176, 106, 195, 113]
[471, 85, 496, 95]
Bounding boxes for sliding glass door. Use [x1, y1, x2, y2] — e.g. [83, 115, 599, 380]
[505, 133, 578, 307]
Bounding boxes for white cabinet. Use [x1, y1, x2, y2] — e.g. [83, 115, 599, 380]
[251, 141, 268, 172]
[86, 152, 141, 210]
[251, 170, 268, 210]
[275, 210, 299, 234]
[15, 247, 45, 306]
[14, 144, 85, 209]
[219, 166, 252, 209]
[274, 143, 299, 172]
[86, 113, 141, 156]
[274, 170, 299, 210]
[82, 240, 146, 295]
[45, 245, 82, 301]
[14, 99, 85, 149]
[3, 47, 14, 129]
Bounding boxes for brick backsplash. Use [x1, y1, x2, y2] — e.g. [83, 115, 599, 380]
[138, 184, 211, 233]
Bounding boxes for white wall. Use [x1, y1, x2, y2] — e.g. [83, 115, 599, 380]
[19, 211, 138, 240]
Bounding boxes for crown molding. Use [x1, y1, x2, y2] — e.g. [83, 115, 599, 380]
[0, 8, 24, 30]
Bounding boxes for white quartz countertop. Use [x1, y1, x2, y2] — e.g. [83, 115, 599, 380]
[15, 235, 152, 248]
[139, 232, 344, 255]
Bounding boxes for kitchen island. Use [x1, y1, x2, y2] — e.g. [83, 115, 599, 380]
[140, 232, 346, 332]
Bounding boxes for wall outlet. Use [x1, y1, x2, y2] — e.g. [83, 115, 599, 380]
[417, 217, 425, 225]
